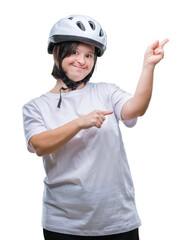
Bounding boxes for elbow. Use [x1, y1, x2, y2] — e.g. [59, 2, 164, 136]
[138, 106, 149, 117]
[122, 99, 148, 120]
[34, 143, 51, 156]
[31, 144, 45, 157]
[29, 138, 46, 157]
[138, 110, 146, 117]
[30, 134, 50, 156]
[122, 109, 146, 120]
[35, 148, 45, 157]
[34, 144, 54, 156]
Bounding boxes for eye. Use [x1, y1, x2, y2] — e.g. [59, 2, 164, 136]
[72, 50, 78, 55]
[86, 54, 93, 58]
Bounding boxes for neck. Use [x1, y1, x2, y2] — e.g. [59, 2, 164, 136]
[50, 79, 85, 93]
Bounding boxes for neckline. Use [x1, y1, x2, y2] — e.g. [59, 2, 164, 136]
[46, 82, 90, 97]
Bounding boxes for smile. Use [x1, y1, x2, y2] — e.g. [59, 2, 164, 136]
[73, 65, 86, 70]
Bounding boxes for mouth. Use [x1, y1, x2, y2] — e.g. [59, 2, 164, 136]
[73, 65, 86, 70]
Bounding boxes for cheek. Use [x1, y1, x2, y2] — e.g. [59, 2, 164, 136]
[61, 60, 66, 72]
[61, 57, 73, 72]
[89, 60, 95, 71]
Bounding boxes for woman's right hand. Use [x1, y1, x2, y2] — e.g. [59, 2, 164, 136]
[78, 110, 113, 129]
[30, 109, 113, 156]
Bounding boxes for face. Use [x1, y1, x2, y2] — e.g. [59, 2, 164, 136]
[61, 43, 95, 82]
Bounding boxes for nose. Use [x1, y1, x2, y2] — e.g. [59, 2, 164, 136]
[77, 54, 86, 65]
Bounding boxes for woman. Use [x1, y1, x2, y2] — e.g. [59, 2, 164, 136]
[23, 15, 168, 240]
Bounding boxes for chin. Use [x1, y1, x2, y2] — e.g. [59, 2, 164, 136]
[68, 75, 86, 82]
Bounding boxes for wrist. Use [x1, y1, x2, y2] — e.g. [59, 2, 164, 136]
[142, 61, 156, 72]
[75, 117, 83, 130]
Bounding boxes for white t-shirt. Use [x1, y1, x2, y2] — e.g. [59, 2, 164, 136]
[22, 82, 141, 236]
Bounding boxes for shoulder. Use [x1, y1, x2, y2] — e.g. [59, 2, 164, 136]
[23, 93, 51, 111]
[87, 82, 131, 101]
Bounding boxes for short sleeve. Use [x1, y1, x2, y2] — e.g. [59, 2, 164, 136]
[22, 100, 47, 153]
[110, 84, 137, 128]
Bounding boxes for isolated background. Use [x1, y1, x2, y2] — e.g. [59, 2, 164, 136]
[1, 0, 190, 239]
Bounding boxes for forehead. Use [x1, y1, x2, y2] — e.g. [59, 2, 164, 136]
[76, 43, 95, 52]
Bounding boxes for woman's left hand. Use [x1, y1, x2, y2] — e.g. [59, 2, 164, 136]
[144, 39, 169, 66]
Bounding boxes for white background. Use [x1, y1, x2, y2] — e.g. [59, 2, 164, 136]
[0, 0, 191, 239]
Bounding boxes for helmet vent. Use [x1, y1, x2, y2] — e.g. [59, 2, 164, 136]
[89, 21, 96, 30]
[68, 17, 73, 20]
[99, 28, 104, 37]
[76, 21, 86, 31]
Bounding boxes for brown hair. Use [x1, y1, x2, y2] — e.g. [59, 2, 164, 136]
[51, 42, 97, 80]
[51, 42, 79, 79]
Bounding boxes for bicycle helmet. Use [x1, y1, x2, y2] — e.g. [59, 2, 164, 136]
[48, 15, 107, 56]
[48, 15, 107, 107]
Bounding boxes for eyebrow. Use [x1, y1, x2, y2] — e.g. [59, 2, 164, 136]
[86, 51, 95, 55]
[76, 47, 95, 54]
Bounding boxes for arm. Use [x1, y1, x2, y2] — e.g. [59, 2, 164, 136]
[30, 110, 113, 156]
[121, 39, 169, 120]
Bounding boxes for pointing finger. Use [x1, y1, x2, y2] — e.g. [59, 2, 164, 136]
[159, 38, 169, 47]
[101, 110, 113, 116]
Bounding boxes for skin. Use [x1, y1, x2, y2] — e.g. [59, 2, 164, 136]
[50, 43, 95, 93]
[30, 40, 169, 156]
[121, 39, 169, 119]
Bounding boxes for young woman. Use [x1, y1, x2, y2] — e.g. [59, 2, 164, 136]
[23, 15, 168, 240]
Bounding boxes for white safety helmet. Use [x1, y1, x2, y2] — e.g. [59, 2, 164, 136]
[48, 14, 107, 56]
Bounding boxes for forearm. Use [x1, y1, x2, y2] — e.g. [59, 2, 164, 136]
[30, 118, 81, 156]
[122, 63, 155, 120]
[133, 63, 155, 115]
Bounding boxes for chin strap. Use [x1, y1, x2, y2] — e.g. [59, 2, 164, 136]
[57, 81, 85, 108]
[57, 87, 67, 108]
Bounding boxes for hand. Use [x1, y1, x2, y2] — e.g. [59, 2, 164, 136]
[78, 110, 113, 129]
[144, 39, 169, 66]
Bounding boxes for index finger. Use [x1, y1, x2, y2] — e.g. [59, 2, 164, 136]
[101, 110, 114, 116]
[159, 38, 169, 47]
